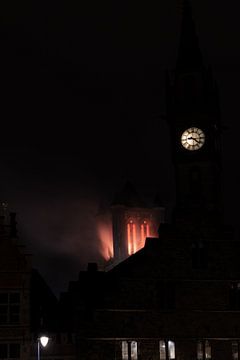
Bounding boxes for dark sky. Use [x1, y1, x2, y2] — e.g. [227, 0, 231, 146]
[1, 0, 240, 295]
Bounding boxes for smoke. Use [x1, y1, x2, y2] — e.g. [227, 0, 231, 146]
[20, 194, 105, 295]
[1, 163, 108, 296]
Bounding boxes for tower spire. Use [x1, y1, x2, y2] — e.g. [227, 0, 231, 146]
[176, 0, 203, 71]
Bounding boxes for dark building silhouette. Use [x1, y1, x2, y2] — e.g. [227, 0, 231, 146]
[59, 2, 240, 360]
[166, 0, 223, 230]
[0, 202, 33, 359]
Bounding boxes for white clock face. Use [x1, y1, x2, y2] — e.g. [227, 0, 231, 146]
[181, 127, 205, 151]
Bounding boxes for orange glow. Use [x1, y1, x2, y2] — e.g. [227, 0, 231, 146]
[141, 224, 144, 244]
[97, 222, 113, 260]
[141, 221, 149, 242]
[128, 221, 136, 255]
[128, 219, 158, 255]
[127, 223, 132, 255]
[133, 223, 137, 253]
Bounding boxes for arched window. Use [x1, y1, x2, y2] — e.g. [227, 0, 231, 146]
[232, 341, 239, 360]
[127, 220, 136, 255]
[122, 341, 138, 360]
[197, 340, 211, 360]
[159, 340, 175, 360]
[141, 220, 150, 245]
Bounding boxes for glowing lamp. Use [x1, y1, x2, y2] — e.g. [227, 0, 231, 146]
[40, 336, 49, 347]
[37, 335, 49, 360]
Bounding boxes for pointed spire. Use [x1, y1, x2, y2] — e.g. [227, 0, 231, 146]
[111, 181, 146, 208]
[176, 0, 203, 71]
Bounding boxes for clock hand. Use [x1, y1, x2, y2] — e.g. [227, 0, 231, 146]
[188, 136, 200, 143]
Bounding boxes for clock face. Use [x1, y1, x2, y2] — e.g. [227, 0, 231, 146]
[181, 127, 205, 151]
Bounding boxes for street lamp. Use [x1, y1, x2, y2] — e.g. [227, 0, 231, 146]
[37, 336, 49, 360]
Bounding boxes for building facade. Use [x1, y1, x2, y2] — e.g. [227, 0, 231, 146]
[0, 203, 32, 360]
[0, 203, 76, 360]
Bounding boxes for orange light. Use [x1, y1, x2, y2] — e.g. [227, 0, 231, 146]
[128, 221, 136, 255]
[133, 223, 136, 253]
[127, 218, 159, 256]
[141, 224, 144, 244]
[97, 222, 113, 260]
[147, 223, 150, 237]
[127, 223, 132, 255]
[141, 221, 149, 244]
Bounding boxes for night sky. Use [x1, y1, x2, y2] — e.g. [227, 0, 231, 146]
[1, 0, 240, 295]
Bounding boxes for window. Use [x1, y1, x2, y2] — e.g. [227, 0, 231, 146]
[0, 293, 20, 325]
[127, 220, 136, 255]
[159, 340, 175, 360]
[230, 282, 240, 310]
[141, 221, 150, 245]
[232, 341, 239, 360]
[0, 344, 20, 359]
[122, 341, 138, 360]
[197, 340, 211, 360]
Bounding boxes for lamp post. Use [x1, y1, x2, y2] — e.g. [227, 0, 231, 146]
[37, 336, 49, 360]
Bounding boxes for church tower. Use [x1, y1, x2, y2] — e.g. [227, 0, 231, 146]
[110, 182, 165, 265]
[166, 0, 223, 229]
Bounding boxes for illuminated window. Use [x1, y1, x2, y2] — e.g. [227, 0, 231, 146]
[131, 341, 138, 360]
[197, 340, 211, 360]
[141, 220, 150, 245]
[122, 341, 138, 360]
[0, 343, 20, 359]
[0, 293, 20, 325]
[205, 341, 211, 359]
[232, 341, 239, 360]
[127, 220, 136, 255]
[159, 340, 175, 360]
